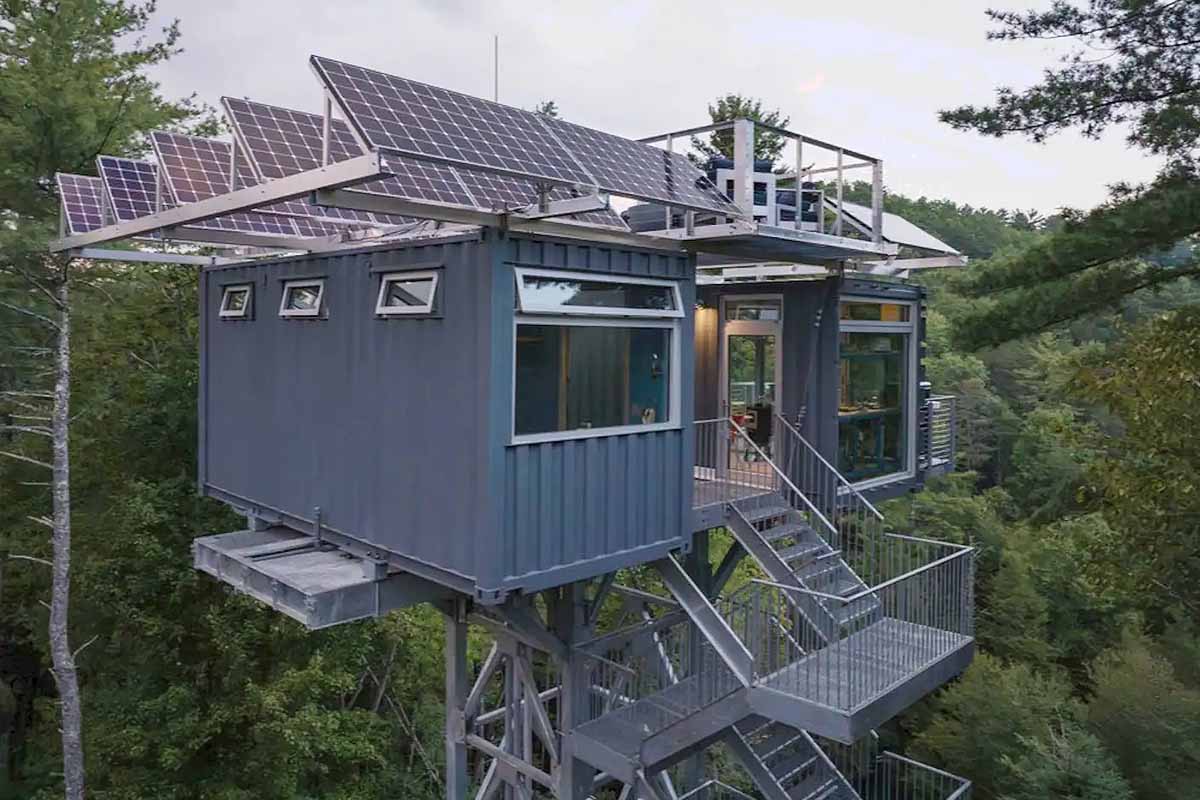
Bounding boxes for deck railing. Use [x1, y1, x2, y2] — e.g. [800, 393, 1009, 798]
[720, 533, 974, 712]
[822, 735, 972, 800]
[575, 615, 741, 740]
[774, 413, 885, 554]
[921, 395, 958, 474]
[694, 417, 837, 538]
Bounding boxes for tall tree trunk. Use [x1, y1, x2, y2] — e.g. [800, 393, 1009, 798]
[49, 275, 84, 800]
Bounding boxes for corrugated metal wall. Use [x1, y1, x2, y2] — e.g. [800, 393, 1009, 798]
[201, 233, 493, 585]
[494, 235, 695, 592]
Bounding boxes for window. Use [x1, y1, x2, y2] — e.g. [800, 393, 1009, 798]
[841, 301, 911, 322]
[279, 279, 324, 318]
[515, 268, 682, 318]
[513, 269, 681, 442]
[837, 299, 916, 482]
[376, 270, 438, 315]
[515, 323, 672, 437]
[725, 298, 781, 321]
[219, 284, 252, 318]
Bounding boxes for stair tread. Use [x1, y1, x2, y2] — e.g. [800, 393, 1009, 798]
[763, 522, 815, 543]
[789, 778, 838, 800]
[742, 504, 793, 524]
[776, 541, 828, 563]
[754, 727, 803, 758]
[770, 748, 819, 781]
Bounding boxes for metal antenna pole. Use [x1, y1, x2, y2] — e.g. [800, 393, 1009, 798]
[494, 35, 499, 102]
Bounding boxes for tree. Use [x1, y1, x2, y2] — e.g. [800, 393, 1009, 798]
[940, 1, 1200, 349]
[0, 2, 206, 797]
[1000, 723, 1132, 800]
[1072, 307, 1200, 618]
[691, 94, 790, 166]
[534, 99, 558, 118]
[1087, 630, 1200, 800]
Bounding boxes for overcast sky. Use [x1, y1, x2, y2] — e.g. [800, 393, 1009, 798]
[146, 0, 1162, 214]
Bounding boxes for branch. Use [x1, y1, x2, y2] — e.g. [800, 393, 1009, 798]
[0, 451, 52, 470]
[0, 425, 52, 438]
[9, 554, 53, 567]
[0, 300, 59, 330]
[72, 635, 100, 660]
[27, 515, 54, 529]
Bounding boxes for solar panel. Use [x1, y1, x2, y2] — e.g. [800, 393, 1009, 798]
[56, 173, 110, 234]
[222, 97, 442, 221]
[542, 116, 739, 215]
[311, 55, 592, 187]
[224, 95, 624, 227]
[97, 156, 172, 222]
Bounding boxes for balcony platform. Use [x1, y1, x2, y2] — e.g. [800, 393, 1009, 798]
[750, 622, 974, 743]
[692, 469, 776, 529]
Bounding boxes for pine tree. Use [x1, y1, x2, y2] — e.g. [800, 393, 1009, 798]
[941, 1, 1200, 349]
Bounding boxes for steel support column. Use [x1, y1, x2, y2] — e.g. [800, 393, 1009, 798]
[445, 598, 470, 800]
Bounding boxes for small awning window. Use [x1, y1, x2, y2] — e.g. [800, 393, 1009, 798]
[279, 279, 325, 318]
[219, 284, 252, 318]
[375, 270, 438, 315]
[515, 268, 682, 318]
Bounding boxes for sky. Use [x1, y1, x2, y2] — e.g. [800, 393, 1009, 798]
[145, 0, 1163, 214]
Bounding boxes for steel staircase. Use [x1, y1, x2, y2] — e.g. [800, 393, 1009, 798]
[728, 716, 859, 800]
[570, 417, 975, 797]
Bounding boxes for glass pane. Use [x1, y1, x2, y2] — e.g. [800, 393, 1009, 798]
[223, 288, 248, 312]
[383, 276, 435, 308]
[519, 275, 676, 312]
[724, 299, 781, 321]
[727, 333, 776, 451]
[840, 301, 910, 322]
[285, 285, 321, 311]
[838, 331, 907, 479]
[514, 324, 671, 436]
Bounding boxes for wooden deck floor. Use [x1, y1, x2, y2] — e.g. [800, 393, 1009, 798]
[759, 618, 971, 712]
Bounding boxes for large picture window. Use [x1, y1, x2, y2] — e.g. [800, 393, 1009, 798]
[837, 299, 916, 482]
[513, 270, 681, 442]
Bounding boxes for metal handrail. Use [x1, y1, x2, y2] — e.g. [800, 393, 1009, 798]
[775, 412, 884, 521]
[725, 416, 839, 538]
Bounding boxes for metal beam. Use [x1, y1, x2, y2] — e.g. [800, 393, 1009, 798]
[636, 120, 735, 143]
[465, 734, 556, 792]
[316, 188, 688, 253]
[446, 600, 470, 800]
[652, 556, 754, 686]
[49, 153, 387, 251]
[517, 193, 608, 220]
[71, 248, 234, 267]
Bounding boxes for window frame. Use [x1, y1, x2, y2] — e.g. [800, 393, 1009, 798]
[278, 278, 326, 319]
[510, 314, 683, 445]
[513, 267, 684, 319]
[375, 269, 440, 317]
[219, 283, 253, 319]
[837, 295, 919, 489]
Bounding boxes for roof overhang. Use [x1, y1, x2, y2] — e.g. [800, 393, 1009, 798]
[659, 221, 898, 263]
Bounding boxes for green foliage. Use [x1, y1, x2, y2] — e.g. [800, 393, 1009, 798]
[1006, 405, 1093, 523]
[691, 94, 790, 165]
[911, 654, 1082, 800]
[1073, 307, 1200, 617]
[941, 2, 1200, 160]
[977, 549, 1055, 668]
[0, 0, 210, 220]
[1000, 723, 1132, 800]
[1087, 630, 1200, 800]
[939, 0, 1200, 348]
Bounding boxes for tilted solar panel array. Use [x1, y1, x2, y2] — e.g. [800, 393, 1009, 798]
[223, 96, 625, 228]
[310, 54, 738, 217]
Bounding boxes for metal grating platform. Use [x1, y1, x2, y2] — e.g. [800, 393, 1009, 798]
[194, 528, 452, 629]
